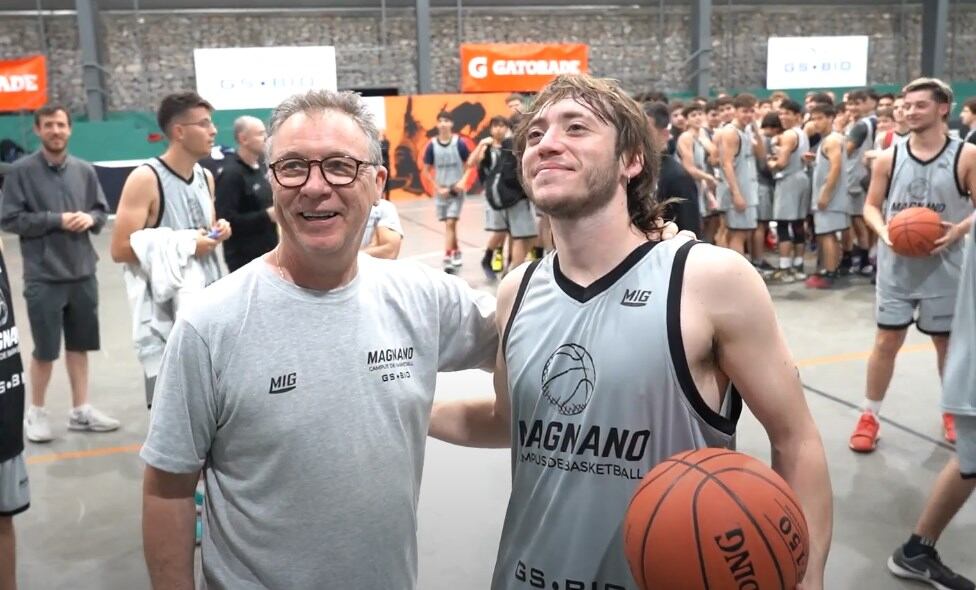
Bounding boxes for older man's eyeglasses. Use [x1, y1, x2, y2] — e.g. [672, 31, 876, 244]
[269, 155, 378, 189]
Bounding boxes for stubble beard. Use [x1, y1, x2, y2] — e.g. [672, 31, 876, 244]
[531, 157, 622, 221]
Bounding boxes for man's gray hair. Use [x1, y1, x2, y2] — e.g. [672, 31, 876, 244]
[233, 115, 264, 143]
[266, 90, 383, 164]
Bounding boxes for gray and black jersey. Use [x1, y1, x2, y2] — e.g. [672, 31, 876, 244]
[943, 220, 976, 415]
[718, 126, 759, 209]
[492, 238, 740, 590]
[143, 158, 222, 284]
[772, 127, 812, 221]
[845, 115, 876, 195]
[877, 137, 975, 299]
[811, 132, 850, 213]
[426, 135, 467, 188]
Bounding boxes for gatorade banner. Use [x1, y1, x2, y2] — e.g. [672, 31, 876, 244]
[0, 55, 47, 112]
[460, 43, 588, 93]
[382, 92, 513, 201]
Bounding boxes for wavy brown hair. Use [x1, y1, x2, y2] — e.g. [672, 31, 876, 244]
[513, 74, 664, 235]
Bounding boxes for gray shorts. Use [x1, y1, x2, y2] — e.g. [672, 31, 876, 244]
[773, 172, 810, 221]
[485, 199, 538, 239]
[435, 193, 464, 221]
[726, 205, 758, 231]
[716, 184, 730, 213]
[954, 415, 976, 478]
[24, 277, 100, 362]
[849, 191, 866, 217]
[877, 291, 956, 334]
[757, 183, 774, 222]
[0, 454, 29, 516]
[813, 210, 850, 236]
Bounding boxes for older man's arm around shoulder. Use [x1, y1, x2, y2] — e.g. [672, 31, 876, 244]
[684, 244, 833, 590]
[428, 263, 531, 448]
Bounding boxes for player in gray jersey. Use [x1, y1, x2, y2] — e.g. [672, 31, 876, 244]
[422, 112, 471, 273]
[804, 104, 850, 289]
[675, 103, 719, 241]
[716, 94, 766, 257]
[888, 217, 976, 590]
[768, 100, 811, 282]
[852, 78, 976, 455]
[843, 88, 879, 276]
[430, 73, 832, 590]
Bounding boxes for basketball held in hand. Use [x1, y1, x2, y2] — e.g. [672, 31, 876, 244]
[623, 448, 809, 590]
[888, 207, 946, 257]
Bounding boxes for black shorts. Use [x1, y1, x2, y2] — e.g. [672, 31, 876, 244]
[24, 277, 100, 361]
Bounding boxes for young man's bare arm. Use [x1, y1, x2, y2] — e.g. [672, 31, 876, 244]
[932, 142, 976, 253]
[427, 264, 526, 447]
[816, 135, 843, 210]
[143, 466, 200, 590]
[862, 149, 894, 245]
[718, 128, 746, 211]
[363, 226, 403, 260]
[677, 133, 716, 187]
[769, 129, 797, 172]
[687, 246, 833, 590]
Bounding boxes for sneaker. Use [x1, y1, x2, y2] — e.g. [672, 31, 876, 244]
[753, 260, 775, 279]
[849, 410, 880, 453]
[451, 250, 464, 268]
[792, 264, 808, 280]
[67, 405, 121, 433]
[859, 262, 876, 277]
[804, 273, 834, 290]
[491, 249, 504, 272]
[769, 269, 795, 284]
[888, 545, 975, 590]
[24, 406, 54, 443]
[944, 413, 957, 445]
[480, 258, 497, 282]
[838, 259, 852, 276]
[442, 254, 455, 274]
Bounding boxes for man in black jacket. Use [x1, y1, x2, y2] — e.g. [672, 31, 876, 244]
[215, 116, 278, 272]
[643, 102, 702, 235]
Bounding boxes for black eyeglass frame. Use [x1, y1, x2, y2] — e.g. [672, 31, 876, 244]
[268, 155, 379, 188]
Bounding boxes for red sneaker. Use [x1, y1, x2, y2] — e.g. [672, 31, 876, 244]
[944, 413, 957, 444]
[850, 410, 880, 453]
[805, 273, 834, 289]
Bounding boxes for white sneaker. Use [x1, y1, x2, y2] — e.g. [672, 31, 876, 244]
[68, 405, 121, 433]
[451, 250, 463, 268]
[25, 406, 54, 443]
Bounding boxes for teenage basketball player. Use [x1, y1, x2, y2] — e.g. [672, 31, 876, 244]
[676, 103, 720, 241]
[768, 99, 811, 282]
[804, 104, 850, 289]
[843, 89, 879, 276]
[717, 94, 766, 257]
[430, 73, 832, 590]
[851, 78, 976, 453]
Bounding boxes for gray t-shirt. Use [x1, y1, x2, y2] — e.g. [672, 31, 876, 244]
[140, 254, 497, 590]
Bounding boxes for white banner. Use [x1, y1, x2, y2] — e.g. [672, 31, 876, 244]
[193, 46, 337, 110]
[766, 36, 869, 90]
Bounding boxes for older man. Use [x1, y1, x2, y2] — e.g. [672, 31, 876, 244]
[140, 90, 497, 590]
[215, 116, 278, 272]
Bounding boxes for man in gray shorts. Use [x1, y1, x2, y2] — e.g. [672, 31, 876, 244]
[0, 104, 119, 443]
[804, 104, 850, 289]
[853, 78, 976, 454]
[422, 111, 470, 273]
[888, 218, 976, 590]
[716, 94, 765, 257]
[0, 241, 27, 590]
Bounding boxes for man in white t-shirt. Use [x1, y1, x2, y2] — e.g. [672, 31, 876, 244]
[361, 198, 404, 259]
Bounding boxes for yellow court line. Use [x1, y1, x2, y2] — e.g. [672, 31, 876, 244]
[21, 342, 937, 466]
[25, 443, 142, 465]
[795, 342, 935, 368]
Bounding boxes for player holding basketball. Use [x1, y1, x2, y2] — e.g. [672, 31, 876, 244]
[851, 78, 976, 453]
[429, 74, 832, 590]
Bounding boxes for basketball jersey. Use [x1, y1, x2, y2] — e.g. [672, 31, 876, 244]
[811, 133, 850, 213]
[733, 126, 759, 206]
[430, 136, 466, 187]
[845, 115, 876, 194]
[878, 137, 974, 299]
[144, 158, 223, 285]
[942, 220, 976, 415]
[781, 127, 810, 178]
[492, 238, 740, 590]
[0, 250, 25, 462]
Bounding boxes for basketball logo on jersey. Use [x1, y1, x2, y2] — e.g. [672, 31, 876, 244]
[907, 177, 930, 202]
[0, 290, 8, 327]
[541, 343, 595, 416]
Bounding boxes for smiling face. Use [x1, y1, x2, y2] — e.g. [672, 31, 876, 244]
[520, 98, 639, 221]
[34, 110, 71, 155]
[903, 89, 949, 133]
[268, 109, 386, 261]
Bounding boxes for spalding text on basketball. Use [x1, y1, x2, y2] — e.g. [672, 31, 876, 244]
[714, 528, 760, 590]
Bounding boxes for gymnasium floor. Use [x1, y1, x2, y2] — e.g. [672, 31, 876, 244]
[10, 196, 975, 589]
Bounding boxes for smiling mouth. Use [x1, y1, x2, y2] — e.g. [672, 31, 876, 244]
[300, 212, 339, 220]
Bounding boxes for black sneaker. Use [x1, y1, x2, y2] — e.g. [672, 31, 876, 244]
[888, 545, 975, 590]
[480, 258, 497, 282]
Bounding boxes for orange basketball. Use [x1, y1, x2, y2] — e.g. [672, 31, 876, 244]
[888, 207, 945, 257]
[623, 448, 809, 590]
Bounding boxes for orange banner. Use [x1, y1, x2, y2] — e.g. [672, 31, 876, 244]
[460, 43, 588, 93]
[382, 92, 515, 201]
[0, 55, 47, 112]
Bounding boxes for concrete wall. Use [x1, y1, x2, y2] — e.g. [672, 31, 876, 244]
[1, 3, 974, 113]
